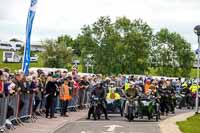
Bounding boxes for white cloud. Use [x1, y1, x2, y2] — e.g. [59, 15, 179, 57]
[0, 0, 200, 49]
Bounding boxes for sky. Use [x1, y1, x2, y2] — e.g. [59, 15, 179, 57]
[0, 0, 199, 49]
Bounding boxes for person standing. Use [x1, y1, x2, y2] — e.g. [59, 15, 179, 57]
[60, 78, 72, 117]
[31, 76, 41, 115]
[79, 76, 89, 109]
[45, 75, 58, 118]
[73, 77, 80, 109]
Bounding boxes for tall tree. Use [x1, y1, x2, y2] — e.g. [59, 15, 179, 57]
[153, 28, 195, 77]
[42, 39, 72, 68]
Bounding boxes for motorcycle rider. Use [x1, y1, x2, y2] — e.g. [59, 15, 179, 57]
[166, 80, 176, 114]
[124, 82, 139, 117]
[102, 77, 111, 92]
[180, 82, 192, 109]
[158, 80, 170, 116]
[189, 81, 199, 108]
[87, 82, 109, 120]
[148, 80, 160, 114]
[149, 80, 160, 99]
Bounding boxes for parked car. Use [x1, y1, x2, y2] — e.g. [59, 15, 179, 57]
[30, 56, 38, 62]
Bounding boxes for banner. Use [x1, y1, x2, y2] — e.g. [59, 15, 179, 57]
[22, 0, 37, 75]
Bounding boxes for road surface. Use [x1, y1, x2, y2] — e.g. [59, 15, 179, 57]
[55, 110, 189, 133]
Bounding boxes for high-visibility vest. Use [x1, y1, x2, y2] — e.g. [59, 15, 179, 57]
[182, 83, 188, 89]
[60, 84, 72, 101]
[125, 83, 130, 91]
[189, 84, 199, 93]
[106, 92, 121, 100]
[145, 83, 151, 94]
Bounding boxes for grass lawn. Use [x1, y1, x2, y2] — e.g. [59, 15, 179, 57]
[177, 114, 200, 133]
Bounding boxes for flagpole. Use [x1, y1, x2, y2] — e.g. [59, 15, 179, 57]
[21, 41, 26, 72]
[22, 0, 37, 75]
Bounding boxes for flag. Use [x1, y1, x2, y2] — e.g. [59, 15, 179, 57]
[22, 0, 37, 75]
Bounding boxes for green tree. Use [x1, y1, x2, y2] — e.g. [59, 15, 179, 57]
[77, 16, 153, 75]
[153, 28, 195, 77]
[52, 16, 194, 77]
[42, 39, 73, 68]
[115, 17, 153, 74]
[57, 35, 73, 47]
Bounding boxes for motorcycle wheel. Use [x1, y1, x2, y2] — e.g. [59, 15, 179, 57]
[155, 104, 160, 121]
[156, 114, 159, 122]
[148, 113, 152, 120]
[93, 107, 97, 120]
[128, 107, 133, 122]
[97, 114, 101, 120]
[128, 113, 133, 122]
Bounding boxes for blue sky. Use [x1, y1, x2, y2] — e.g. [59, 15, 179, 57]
[0, 0, 200, 49]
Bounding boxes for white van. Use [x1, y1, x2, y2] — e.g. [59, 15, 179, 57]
[3, 51, 22, 63]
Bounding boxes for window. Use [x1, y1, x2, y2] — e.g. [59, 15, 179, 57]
[5, 53, 12, 58]
[16, 44, 21, 47]
[0, 43, 12, 47]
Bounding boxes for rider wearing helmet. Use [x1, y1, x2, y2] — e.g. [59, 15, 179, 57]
[87, 82, 109, 120]
[181, 82, 192, 109]
[124, 82, 139, 117]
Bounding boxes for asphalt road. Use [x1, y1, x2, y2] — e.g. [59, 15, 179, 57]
[55, 109, 190, 133]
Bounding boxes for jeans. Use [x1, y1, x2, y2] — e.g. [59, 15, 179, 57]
[78, 89, 85, 109]
[45, 96, 53, 117]
[51, 97, 57, 114]
[33, 95, 41, 112]
[60, 100, 69, 116]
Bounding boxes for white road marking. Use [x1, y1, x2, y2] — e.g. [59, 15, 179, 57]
[104, 125, 123, 132]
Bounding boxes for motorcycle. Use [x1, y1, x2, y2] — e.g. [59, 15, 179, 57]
[126, 97, 137, 122]
[89, 95, 102, 120]
[138, 96, 160, 121]
[175, 92, 185, 109]
[176, 92, 194, 109]
[106, 91, 125, 117]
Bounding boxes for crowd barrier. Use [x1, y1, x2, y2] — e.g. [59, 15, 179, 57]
[0, 96, 8, 132]
[0, 89, 91, 132]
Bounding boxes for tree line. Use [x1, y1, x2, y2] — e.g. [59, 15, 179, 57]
[41, 16, 195, 77]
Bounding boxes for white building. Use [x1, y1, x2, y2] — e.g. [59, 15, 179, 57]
[0, 39, 45, 52]
[30, 41, 45, 52]
[0, 41, 23, 51]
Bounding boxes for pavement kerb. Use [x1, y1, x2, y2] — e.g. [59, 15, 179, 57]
[159, 111, 195, 133]
[49, 119, 73, 133]
[49, 111, 86, 133]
